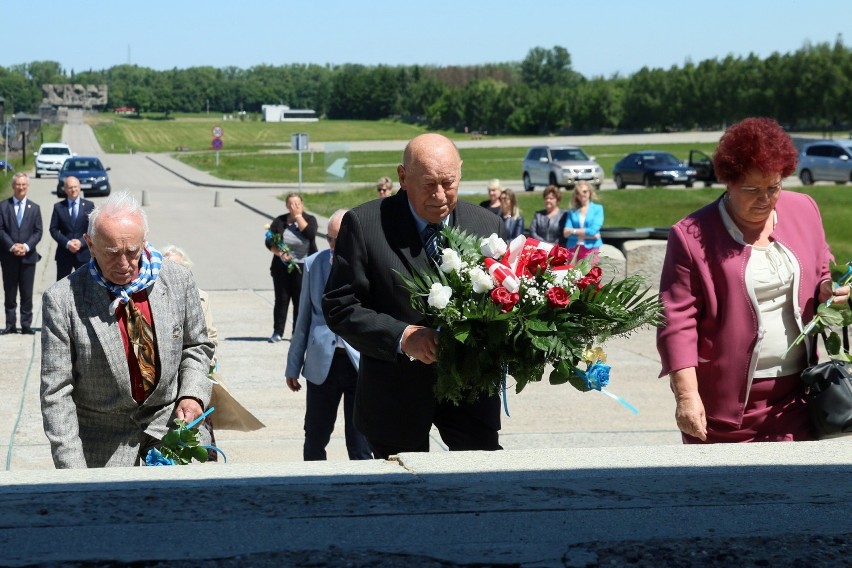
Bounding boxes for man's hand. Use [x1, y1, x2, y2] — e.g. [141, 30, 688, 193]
[175, 397, 203, 424]
[401, 325, 439, 364]
[286, 376, 302, 392]
[11, 243, 25, 256]
[67, 239, 82, 253]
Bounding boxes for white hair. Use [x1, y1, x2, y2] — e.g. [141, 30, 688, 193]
[87, 191, 149, 241]
[161, 245, 193, 268]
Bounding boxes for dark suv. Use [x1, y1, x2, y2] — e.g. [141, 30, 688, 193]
[796, 140, 852, 185]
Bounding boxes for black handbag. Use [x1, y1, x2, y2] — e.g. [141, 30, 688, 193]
[801, 324, 852, 439]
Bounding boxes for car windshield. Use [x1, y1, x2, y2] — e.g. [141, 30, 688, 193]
[42, 147, 70, 155]
[65, 159, 102, 171]
[551, 148, 589, 162]
[644, 153, 680, 166]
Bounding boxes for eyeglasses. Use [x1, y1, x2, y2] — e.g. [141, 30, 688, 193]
[737, 180, 782, 197]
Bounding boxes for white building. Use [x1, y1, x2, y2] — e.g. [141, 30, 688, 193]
[261, 105, 318, 123]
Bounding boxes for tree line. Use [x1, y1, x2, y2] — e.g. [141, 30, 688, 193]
[1, 39, 850, 135]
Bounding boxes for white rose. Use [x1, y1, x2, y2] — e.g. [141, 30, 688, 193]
[480, 233, 508, 258]
[439, 248, 462, 273]
[427, 282, 453, 310]
[469, 266, 495, 293]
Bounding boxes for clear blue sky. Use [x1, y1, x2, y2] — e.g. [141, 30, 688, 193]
[3, 0, 850, 78]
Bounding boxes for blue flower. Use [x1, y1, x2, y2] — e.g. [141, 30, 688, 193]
[585, 361, 611, 391]
[145, 448, 175, 466]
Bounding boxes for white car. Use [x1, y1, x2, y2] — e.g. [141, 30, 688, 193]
[34, 143, 73, 178]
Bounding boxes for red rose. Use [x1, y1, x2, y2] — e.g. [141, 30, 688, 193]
[577, 266, 603, 290]
[548, 246, 572, 267]
[525, 248, 549, 275]
[545, 286, 570, 309]
[491, 286, 520, 313]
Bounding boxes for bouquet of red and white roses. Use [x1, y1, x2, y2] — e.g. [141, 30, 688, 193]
[400, 228, 664, 405]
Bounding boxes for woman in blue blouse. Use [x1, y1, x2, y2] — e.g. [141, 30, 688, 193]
[500, 188, 525, 240]
[562, 181, 604, 260]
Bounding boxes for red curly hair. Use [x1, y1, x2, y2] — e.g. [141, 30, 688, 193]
[712, 117, 798, 185]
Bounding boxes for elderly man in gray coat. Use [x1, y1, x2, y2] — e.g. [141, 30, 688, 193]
[40, 191, 213, 468]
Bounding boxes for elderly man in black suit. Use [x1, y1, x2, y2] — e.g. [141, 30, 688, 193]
[50, 176, 95, 280]
[0, 173, 42, 335]
[323, 133, 504, 459]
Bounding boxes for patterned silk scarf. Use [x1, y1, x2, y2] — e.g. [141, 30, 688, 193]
[89, 243, 163, 396]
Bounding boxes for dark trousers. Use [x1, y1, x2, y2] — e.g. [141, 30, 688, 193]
[1, 259, 36, 329]
[304, 350, 372, 461]
[56, 257, 86, 281]
[270, 259, 303, 335]
[368, 398, 503, 460]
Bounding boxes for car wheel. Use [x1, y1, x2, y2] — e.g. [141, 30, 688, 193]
[35, 172, 41, 179]
[704, 181, 712, 188]
[523, 173, 534, 192]
[549, 173, 558, 186]
[614, 174, 625, 189]
[685, 181, 694, 188]
[643, 175, 653, 188]
[800, 170, 814, 185]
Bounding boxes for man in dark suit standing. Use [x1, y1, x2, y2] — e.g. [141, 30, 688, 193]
[323, 133, 504, 459]
[50, 176, 95, 280]
[0, 173, 42, 335]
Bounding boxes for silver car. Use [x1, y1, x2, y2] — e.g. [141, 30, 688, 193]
[796, 140, 852, 185]
[522, 145, 604, 191]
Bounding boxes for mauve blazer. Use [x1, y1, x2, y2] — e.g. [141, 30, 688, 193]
[657, 191, 831, 428]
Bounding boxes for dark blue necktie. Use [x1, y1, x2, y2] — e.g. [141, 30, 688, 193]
[422, 223, 443, 264]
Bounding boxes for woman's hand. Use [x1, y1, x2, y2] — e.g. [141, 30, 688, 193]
[819, 279, 850, 306]
[670, 368, 708, 441]
[288, 199, 304, 217]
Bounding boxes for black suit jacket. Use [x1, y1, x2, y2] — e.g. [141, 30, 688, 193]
[49, 198, 95, 265]
[323, 190, 505, 447]
[0, 197, 42, 265]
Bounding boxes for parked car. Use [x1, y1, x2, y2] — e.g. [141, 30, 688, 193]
[34, 142, 73, 178]
[688, 149, 717, 187]
[56, 156, 111, 197]
[796, 140, 852, 185]
[0, 160, 13, 173]
[612, 151, 697, 189]
[522, 145, 604, 192]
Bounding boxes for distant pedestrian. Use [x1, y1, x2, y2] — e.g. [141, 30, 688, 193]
[0, 173, 42, 335]
[499, 188, 525, 240]
[563, 181, 603, 261]
[49, 176, 95, 280]
[479, 179, 503, 215]
[266, 193, 318, 343]
[376, 176, 394, 198]
[529, 185, 567, 246]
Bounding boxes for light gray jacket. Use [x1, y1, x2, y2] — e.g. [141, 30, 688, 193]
[40, 261, 213, 468]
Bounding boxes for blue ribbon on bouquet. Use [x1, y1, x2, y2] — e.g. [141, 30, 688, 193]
[501, 363, 510, 417]
[146, 407, 228, 465]
[575, 362, 639, 415]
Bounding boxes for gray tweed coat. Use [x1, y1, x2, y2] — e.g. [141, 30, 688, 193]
[40, 261, 213, 468]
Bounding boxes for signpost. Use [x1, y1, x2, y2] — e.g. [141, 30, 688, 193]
[291, 132, 309, 190]
[212, 125, 223, 167]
